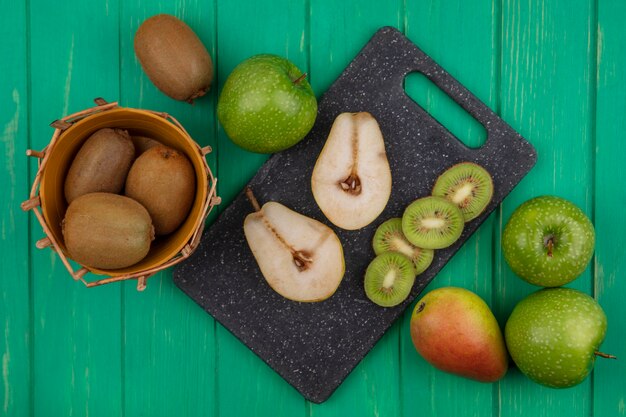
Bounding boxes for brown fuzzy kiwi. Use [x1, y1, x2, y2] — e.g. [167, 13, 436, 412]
[125, 145, 196, 235]
[134, 14, 213, 103]
[432, 162, 494, 222]
[64, 128, 135, 204]
[131, 135, 161, 157]
[62, 193, 154, 269]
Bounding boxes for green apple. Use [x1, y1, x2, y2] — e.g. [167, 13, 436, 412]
[502, 195, 595, 287]
[217, 54, 317, 153]
[505, 288, 612, 388]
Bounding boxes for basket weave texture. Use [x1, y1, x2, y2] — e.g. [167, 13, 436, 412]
[21, 98, 220, 291]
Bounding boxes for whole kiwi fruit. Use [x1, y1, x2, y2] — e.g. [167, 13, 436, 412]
[62, 193, 155, 270]
[131, 135, 161, 157]
[134, 14, 213, 103]
[125, 145, 196, 235]
[64, 128, 135, 204]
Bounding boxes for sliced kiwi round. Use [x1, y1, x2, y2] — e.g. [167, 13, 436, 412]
[372, 218, 434, 275]
[402, 196, 464, 249]
[432, 162, 494, 222]
[364, 252, 416, 307]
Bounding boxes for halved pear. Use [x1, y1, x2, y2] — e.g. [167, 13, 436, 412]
[311, 112, 392, 230]
[243, 195, 345, 302]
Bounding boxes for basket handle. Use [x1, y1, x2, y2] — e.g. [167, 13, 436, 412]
[49, 98, 119, 131]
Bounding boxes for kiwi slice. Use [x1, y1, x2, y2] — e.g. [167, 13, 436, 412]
[364, 252, 416, 307]
[402, 196, 464, 249]
[372, 218, 434, 275]
[432, 162, 494, 222]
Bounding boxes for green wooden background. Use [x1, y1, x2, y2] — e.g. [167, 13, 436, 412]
[2, 0, 625, 415]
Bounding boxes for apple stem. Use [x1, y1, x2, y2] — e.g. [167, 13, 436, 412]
[594, 351, 617, 360]
[245, 187, 261, 212]
[546, 236, 554, 257]
[293, 73, 308, 85]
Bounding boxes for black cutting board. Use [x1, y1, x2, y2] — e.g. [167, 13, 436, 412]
[174, 27, 537, 403]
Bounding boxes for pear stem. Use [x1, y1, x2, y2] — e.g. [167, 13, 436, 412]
[245, 187, 261, 212]
[594, 351, 617, 359]
[293, 73, 307, 85]
[244, 186, 312, 271]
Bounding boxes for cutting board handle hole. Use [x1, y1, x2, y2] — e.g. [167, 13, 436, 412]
[404, 72, 487, 149]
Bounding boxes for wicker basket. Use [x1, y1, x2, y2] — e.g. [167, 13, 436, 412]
[21, 98, 220, 291]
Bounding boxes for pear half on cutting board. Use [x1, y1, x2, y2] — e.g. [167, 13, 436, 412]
[311, 112, 392, 230]
[243, 193, 345, 302]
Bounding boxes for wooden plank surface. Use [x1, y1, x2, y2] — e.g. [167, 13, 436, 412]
[214, 1, 308, 416]
[27, 1, 124, 416]
[0, 1, 31, 416]
[1, 0, 625, 416]
[308, 2, 403, 416]
[401, 1, 500, 416]
[594, 0, 626, 414]
[118, 1, 218, 416]
[496, 1, 597, 416]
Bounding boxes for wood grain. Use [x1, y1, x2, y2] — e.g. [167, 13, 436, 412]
[401, 1, 500, 416]
[308, 2, 404, 416]
[0, 1, 31, 415]
[594, 0, 626, 414]
[28, 1, 123, 416]
[496, 0, 596, 416]
[119, 1, 217, 416]
[215, 1, 308, 416]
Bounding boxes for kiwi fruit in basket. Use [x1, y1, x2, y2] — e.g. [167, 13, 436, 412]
[125, 145, 196, 235]
[63, 193, 155, 270]
[402, 196, 464, 250]
[432, 162, 494, 222]
[372, 218, 434, 275]
[364, 252, 416, 307]
[64, 128, 135, 204]
[131, 135, 160, 156]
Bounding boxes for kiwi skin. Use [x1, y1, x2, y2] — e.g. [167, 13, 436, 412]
[402, 196, 464, 250]
[432, 162, 494, 222]
[131, 135, 161, 157]
[373, 218, 434, 275]
[125, 145, 196, 235]
[64, 128, 135, 204]
[62, 193, 155, 270]
[364, 252, 416, 308]
[134, 14, 213, 103]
